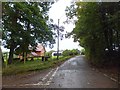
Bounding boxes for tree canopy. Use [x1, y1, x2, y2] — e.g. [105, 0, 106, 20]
[2, 2, 55, 64]
[66, 2, 120, 66]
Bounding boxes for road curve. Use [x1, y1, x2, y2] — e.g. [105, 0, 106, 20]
[2, 55, 118, 88]
[47, 55, 117, 88]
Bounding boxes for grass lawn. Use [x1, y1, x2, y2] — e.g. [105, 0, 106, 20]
[2, 56, 73, 76]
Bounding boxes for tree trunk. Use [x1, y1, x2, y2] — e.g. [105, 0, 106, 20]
[109, 29, 113, 55]
[24, 52, 26, 64]
[42, 56, 44, 61]
[8, 44, 14, 64]
[2, 54, 4, 64]
[0, 48, 4, 64]
[25, 52, 27, 61]
[8, 8, 18, 64]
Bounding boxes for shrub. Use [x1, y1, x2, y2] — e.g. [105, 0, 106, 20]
[62, 49, 79, 56]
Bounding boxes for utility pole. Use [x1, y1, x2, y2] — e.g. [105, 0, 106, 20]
[57, 19, 60, 60]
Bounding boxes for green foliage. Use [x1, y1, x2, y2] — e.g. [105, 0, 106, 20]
[2, 2, 55, 64]
[66, 2, 120, 66]
[62, 49, 79, 56]
[81, 48, 85, 55]
[45, 50, 55, 57]
[62, 49, 71, 56]
[71, 49, 80, 55]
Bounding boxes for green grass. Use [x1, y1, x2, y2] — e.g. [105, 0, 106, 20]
[2, 56, 73, 76]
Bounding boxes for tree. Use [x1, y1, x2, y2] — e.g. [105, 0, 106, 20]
[81, 48, 85, 55]
[2, 2, 55, 64]
[62, 49, 79, 56]
[62, 49, 71, 56]
[66, 2, 120, 66]
[71, 49, 79, 55]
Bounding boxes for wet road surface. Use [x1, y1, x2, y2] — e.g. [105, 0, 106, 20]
[47, 55, 117, 88]
[3, 55, 118, 88]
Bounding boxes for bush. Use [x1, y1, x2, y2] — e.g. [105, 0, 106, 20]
[45, 50, 55, 57]
[62, 49, 79, 56]
[71, 49, 80, 55]
[62, 49, 71, 56]
[81, 49, 85, 55]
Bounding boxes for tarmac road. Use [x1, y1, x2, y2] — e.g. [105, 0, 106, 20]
[47, 55, 117, 88]
[2, 55, 118, 88]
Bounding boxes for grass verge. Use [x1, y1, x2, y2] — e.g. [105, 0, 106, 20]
[2, 56, 73, 76]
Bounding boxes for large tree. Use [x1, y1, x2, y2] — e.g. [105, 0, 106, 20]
[2, 2, 55, 64]
[66, 2, 120, 65]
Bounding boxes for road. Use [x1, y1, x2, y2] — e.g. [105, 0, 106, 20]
[3, 55, 118, 88]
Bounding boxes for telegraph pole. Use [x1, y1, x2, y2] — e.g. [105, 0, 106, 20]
[57, 19, 59, 60]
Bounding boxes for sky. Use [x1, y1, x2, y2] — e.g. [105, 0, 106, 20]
[1, 0, 83, 52]
[46, 0, 83, 51]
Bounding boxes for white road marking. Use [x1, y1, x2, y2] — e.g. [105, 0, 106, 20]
[41, 69, 54, 81]
[103, 74, 107, 77]
[103, 73, 119, 83]
[87, 82, 90, 84]
[22, 67, 59, 86]
[110, 77, 117, 82]
[45, 67, 59, 85]
[92, 68, 119, 84]
[23, 69, 54, 86]
[2, 68, 56, 87]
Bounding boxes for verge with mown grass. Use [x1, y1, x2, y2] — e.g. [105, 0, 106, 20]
[2, 56, 74, 76]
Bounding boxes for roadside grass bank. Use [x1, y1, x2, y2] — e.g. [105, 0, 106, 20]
[2, 56, 74, 76]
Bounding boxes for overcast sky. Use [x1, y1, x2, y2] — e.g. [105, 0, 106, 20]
[46, 0, 83, 51]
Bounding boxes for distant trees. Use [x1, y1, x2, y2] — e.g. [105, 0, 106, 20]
[2, 2, 55, 64]
[81, 49, 85, 55]
[62, 49, 79, 56]
[66, 2, 120, 66]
